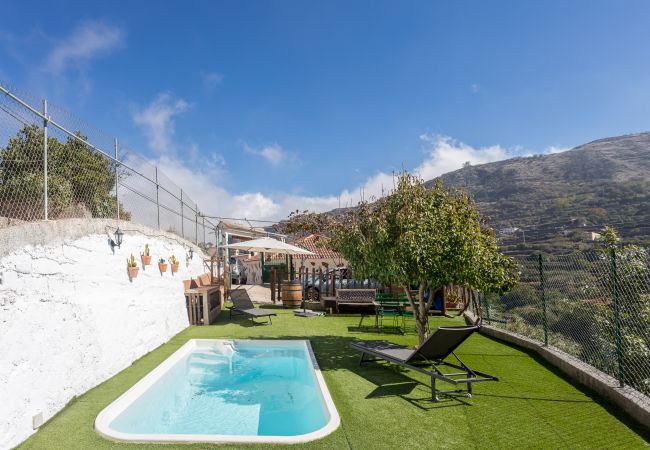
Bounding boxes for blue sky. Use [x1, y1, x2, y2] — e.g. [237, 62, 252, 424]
[2, 0, 650, 220]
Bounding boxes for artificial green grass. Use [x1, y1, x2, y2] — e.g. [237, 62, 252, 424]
[19, 307, 649, 450]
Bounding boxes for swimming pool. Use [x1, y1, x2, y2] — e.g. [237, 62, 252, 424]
[94, 339, 340, 444]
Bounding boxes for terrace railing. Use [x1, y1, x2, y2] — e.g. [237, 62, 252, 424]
[0, 84, 216, 246]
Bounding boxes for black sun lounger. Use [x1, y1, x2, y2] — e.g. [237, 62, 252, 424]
[351, 325, 498, 401]
[228, 293, 277, 325]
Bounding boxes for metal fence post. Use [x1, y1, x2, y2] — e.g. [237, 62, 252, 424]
[202, 216, 206, 245]
[539, 254, 548, 346]
[195, 203, 198, 245]
[42, 99, 48, 220]
[114, 138, 120, 222]
[180, 189, 184, 238]
[611, 248, 625, 387]
[154, 167, 160, 229]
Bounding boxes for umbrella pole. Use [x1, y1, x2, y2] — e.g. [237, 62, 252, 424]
[294, 255, 322, 317]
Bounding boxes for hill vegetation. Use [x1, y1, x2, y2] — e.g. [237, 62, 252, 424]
[433, 132, 650, 253]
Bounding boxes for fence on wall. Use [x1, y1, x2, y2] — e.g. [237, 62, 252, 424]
[0, 84, 217, 246]
[476, 247, 650, 401]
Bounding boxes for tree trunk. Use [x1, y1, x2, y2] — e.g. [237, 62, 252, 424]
[469, 289, 482, 325]
[403, 284, 429, 345]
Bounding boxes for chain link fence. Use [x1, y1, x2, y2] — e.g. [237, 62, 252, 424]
[479, 248, 650, 401]
[0, 84, 217, 247]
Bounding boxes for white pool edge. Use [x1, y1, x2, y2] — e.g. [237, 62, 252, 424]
[94, 339, 341, 444]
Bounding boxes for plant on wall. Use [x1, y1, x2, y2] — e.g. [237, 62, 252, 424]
[169, 255, 179, 273]
[158, 257, 167, 273]
[141, 243, 152, 266]
[127, 254, 139, 279]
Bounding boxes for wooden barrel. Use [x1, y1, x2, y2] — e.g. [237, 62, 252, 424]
[281, 281, 303, 309]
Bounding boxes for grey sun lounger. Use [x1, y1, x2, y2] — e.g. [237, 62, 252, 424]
[228, 294, 277, 325]
[351, 325, 498, 401]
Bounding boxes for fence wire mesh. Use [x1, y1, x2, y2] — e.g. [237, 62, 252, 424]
[482, 248, 650, 400]
[0, 85, 217, 247]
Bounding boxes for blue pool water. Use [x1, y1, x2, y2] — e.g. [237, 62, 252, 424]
[109, 340, 329, 437]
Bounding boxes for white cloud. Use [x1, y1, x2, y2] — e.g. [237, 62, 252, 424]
[210, 153, 226, 167]
[120, 134, 553, 226]
[132, 93, 190, 153]
[243, 142, 288, 167]
[415, 134, 510, 180]
[201, 71, 224, 94]
[545, 145, 571, 154]
[46, 20, 124, 73]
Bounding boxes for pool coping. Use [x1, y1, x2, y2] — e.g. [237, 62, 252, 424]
[94, 339, 341, 444]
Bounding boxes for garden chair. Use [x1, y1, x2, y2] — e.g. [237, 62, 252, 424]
[351, 325, 498, 401]
[228, 291, 277, 325]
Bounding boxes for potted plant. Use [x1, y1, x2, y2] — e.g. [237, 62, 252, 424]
[158, 258, 168, 273]
[127, 254, 139, 279]
[141, 243, 152, 266]
[169, 255, 179, 273]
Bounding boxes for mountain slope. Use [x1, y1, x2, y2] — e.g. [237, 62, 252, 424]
[430, 132, 650, 252]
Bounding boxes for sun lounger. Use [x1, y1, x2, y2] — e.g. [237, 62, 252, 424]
[351, 325, 498, 401]
[228, 292, 277, 325]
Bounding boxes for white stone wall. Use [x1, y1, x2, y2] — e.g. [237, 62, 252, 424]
[0, 220, 205, 449]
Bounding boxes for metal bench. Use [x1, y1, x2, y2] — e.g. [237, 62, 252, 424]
[335, 288, 378, 326]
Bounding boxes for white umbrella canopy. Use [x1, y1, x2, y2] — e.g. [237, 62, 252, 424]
[223, 237, 314, 256]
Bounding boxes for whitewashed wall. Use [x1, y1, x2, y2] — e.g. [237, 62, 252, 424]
[0, 219, 205, 450]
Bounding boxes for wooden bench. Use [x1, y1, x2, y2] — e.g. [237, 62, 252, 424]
[335, 288, 377, 311]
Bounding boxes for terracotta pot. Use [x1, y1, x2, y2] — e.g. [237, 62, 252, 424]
[141, 255, 152, 266]
[171, 263, 179, 273]
[159, 263, 168, 273]
[128, 267, 139, 279]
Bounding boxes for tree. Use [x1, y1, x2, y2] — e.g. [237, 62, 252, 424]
[330, 172, 518, 344]
[0, 124, 129, 220]
[273, 209, 334, 237]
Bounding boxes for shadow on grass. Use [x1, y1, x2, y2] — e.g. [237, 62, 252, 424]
[346, 325, 403, 335]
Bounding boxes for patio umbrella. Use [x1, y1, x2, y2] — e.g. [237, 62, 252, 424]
[222, 237, 314, 256]
[223, 237, 321, 317]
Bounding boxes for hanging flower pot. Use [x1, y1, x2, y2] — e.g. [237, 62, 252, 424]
[169, 255, 180, 273]
[127, 254, 139, 279]
[158, 258, 168, 273]
[141, 243, 152, 266]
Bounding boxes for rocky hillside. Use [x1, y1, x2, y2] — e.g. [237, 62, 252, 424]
[432, 132, 650, 253]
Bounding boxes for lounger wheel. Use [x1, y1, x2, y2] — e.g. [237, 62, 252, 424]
[466, 393, 472, 398]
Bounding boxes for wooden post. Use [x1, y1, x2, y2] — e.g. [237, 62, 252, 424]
[277, 269, 282, 301]
[325, 268, 329, 296]
[318, 268, 323, 299]
[271, 268, 276, 303]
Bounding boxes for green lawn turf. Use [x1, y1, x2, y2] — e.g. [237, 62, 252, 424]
[19, 307, 650, 450]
